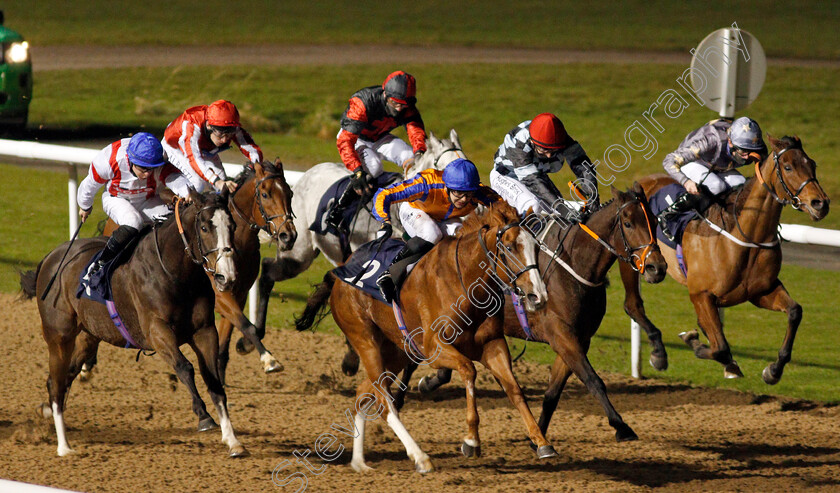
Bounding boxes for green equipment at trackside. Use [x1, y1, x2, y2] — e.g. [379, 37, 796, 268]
[0, 10, 32, 130]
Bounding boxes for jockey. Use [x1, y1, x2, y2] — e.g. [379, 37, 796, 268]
[371, 158, 496, 303]
[162, 100, 263, 193]
[491, 113, 599, 223]
[658, 116, 768, 241]
[327, 70, 428, 231]
[77, 132, 193, 275]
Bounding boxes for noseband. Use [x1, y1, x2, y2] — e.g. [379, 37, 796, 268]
[432, 146, 466, 168]
[755, 143, 819, 211]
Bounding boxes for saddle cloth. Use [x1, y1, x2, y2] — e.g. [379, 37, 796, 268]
[649, 183, 696, 248]
[309, 171, 403, 235]
[332, 238, 407, 306]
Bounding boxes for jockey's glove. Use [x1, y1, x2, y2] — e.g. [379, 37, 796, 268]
[377, 221, 393, 239]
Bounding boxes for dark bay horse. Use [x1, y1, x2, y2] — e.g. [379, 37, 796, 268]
[19, 192, 248, 457]
[82, 160, 297, 382]
[621, 135, 829, 382]
[369, 184, 668, 442]
[295, 200, 555, 473]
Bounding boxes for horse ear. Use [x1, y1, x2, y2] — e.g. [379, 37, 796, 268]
[631, 181, 644, 196]
[253, 160, 266, 177]
[610, 185, 621, 200]
[767, 133, 780, 150]
[189, 189, 205, 207]
[272, 157, 286, 178]
[449, 129, 462, 149]
[428, 131, 442, 150]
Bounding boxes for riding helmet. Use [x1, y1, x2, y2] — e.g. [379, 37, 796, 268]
[442, 158, 481, 192]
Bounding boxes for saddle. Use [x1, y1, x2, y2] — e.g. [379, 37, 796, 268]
[76, 225, 150, 304]
[332, 238, 407, 306]
[310, 172, 403, 236]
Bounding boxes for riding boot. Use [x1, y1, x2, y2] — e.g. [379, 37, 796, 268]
[325, 185, 360, 232]
[91, 225, 139, 275]
[376, 237, 434, 303]
[656, 192, 712, 242]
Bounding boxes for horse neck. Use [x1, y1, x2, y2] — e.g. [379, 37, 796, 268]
[453, 224, 509, 302]
[734, 159, 785, 242]
[153, 207, 202, 280]
[555, 204, 619, 283]
[231, 177, 258, 227]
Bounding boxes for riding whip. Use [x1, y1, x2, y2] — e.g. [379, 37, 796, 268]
[40, 217, 86, 300]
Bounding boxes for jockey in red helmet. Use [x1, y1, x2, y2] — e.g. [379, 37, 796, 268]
[162, 100, 264, 193]
[328, 71, 428, 232]
[491, 113, 599, 223]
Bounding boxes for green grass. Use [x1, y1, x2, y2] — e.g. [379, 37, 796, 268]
[4, 61, 839, 404]
[5, 1, 839, 58]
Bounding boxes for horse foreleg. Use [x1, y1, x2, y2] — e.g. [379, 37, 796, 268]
[216, 291, 283, 374]
[750, 280, 801, 385]
[620, 262, 668, 371]
[393, 361, 417, 411]
[417, 368, 453, 394]
[536, 355, 573, 439]
[684, 292, 741, 378]
[69, 332, 100, 385]
[148, 319, 217, 432]
[479, 337, 557, 459]
[190, 324, 248, 457]
[216, 318, 234, 386]
[430, 342, 482, 458]
[44, 334, 77, 456]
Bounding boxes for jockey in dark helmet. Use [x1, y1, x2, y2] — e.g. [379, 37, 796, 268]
[491, 112, 600, 223]
[328, 70, 428, 232]
[371, 158, 497, 303]
[657, 116, 768, 241]
[78, 132, 193, 276]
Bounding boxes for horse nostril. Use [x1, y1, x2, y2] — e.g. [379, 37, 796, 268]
[811, 199, 824, 210]
[279, 233, 289, 242]
[645, 264, 657, 274]
[214, 274, 227, 285]
[527, 293, 540, 305]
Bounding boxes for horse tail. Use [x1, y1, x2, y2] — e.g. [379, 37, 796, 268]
[18, 260, 43, 300]
[295, 272, 336, 332]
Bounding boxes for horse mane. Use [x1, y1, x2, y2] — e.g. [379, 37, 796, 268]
[457, 200, 520, 237]
[777, 135, 802, 150]
[233, 165, 255, 187]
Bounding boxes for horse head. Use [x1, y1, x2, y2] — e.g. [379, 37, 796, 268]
[462, 200, 547, 312]
[764, 135, 829, 221]
[405, 129, 468, 178]
[187, 190, 237, 291]
[251, 158, 297, 250]
[595, 184, 667, 283]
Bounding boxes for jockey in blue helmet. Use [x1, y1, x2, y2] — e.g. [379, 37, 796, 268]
[371, 158, 497, 302]
[77, 132, 192, 275]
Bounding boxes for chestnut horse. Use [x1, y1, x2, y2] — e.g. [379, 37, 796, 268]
[621, 135, 829, 382]
[295, 200, 555, 473]
[367, 184, 668, 442]
[81, 160, 297, 383]
[19, 193, 248, 457]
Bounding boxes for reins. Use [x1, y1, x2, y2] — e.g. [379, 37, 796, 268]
[174, 198, 230, 275]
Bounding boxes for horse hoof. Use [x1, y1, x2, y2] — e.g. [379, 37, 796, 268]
[418, 376, 438, 395]
[615, 424, 639, 442]
[762, 365, 781, 385]
[350, 460, 374, 473]
[36, 403, 52, 419]
[57, 446, 77, 457]
[197, 417, 219, 432]
[264, 359, 284, 374]
[235, 337, 255, 355]
[536, 445, 558, 459]
[678, 330, 699, 345]
[229, 445, 250, 458]
[461, 441, 481, 458]
[724, 361, 744, 379]
[79, 365, 93, 382]
[414, 455, 434, 473]
[649, 354, 668, 371]
[341, 352, 360, 377]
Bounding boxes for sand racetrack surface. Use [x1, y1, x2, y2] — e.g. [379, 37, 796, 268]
[1, 292, 839, 492]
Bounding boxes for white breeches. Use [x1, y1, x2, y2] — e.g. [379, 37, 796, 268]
[398, 202, 463, 244]
[490, 169, 544, 216]
[162, 140, 222, 192]
[680, 162, 746, 196]
[102, 194, 171, 229]
[339, 131, 414, 178]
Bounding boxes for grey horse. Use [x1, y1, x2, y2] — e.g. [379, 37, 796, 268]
[239, 129, 469, 354]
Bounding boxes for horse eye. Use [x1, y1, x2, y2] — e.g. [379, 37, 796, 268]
[201, 226, 208, 233]
[262, 192, 269, 199]
[784, 166, 792, 171]
[623, 221, 632, 228]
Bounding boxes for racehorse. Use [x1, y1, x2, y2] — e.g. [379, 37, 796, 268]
[357, 184, 668, 442]
[240, 130, 469, 354]
[19, 192, 249, 457]
[295, 199, 555, 473]
[621, 135, 829, 382]
[81, 159, 297, 383]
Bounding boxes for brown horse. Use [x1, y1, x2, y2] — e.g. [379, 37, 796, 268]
[621, 135, 829, 382]
[19, 192, 249, 457]
[85, 159, 296, 382]
[295, 200, 555, 473]
[213, 159, 296, 381]
[369, 184, 668, 442]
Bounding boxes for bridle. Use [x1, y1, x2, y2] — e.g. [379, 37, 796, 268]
[230, 172, 295, 239]
[577, 196, 658, 274]
[174, 198, 233, 275]
[455, 220, 539, 297]
[754, 142, 819, 211]
[432, 145, 466, 168]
